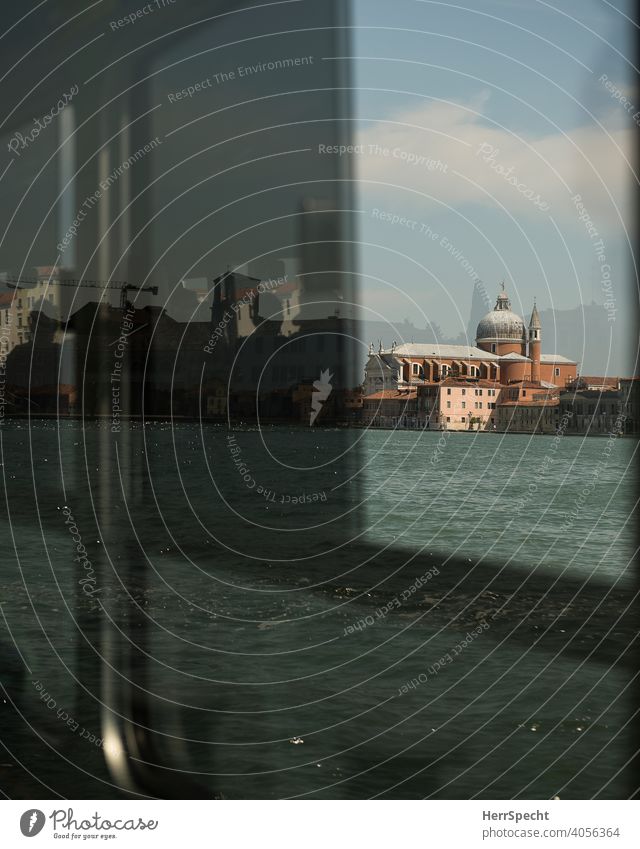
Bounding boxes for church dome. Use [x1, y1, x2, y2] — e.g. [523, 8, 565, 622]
[476, 287, 526, 343]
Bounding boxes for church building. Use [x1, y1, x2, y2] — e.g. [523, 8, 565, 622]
[362, 285, 578, 430]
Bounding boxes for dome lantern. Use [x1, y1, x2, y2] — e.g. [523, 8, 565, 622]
[494, 280, 512, 311]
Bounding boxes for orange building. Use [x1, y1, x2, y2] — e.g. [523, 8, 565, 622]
[362, 284, 579, 430]
[475, 287, 577, 386]
[429, 377, 501, 430]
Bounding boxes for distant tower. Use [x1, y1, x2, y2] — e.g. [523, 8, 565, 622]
[466, 278, 491, 343]
[529, 300, 541, 384]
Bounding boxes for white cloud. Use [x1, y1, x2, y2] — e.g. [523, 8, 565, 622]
[354, 95, 633, 236]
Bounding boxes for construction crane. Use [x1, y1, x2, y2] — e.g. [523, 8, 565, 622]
[3, 276, 158, 310]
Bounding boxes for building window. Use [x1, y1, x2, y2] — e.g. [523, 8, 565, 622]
[412, 363, 419, 375]
[446, 416, 450, 422]
[461, 417, 466, 423]
[479, 402, 482, 409]
[447, 388, 451, 395]
[523, 390, 527, 397]
[446, 401, 451, 409]
[555, 367, 560, 377]
[478, 389, 482, 396]
[491, 343, 496, 353]
[461, 402, 466, 409]
[461, 388, 466, 396]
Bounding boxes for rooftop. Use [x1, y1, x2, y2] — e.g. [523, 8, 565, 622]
[540, 354, 577, 364]
[497, 352, 530, 362]
[496, 352, 577, 364]
[559, 389, 622, 399]
[572, 376, 620, 388]
[438, 377, 501, 388]
[383, 343, 500, 360]
[364, 388, 418, 400]
[506, 379, 558, 389]
[498, 397, 560, 408]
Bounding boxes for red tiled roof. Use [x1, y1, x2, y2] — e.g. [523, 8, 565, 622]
[364, 389, 417, 400]
[507, 379, 559, 389]
[568, 376, 620, 390]
[578, 376, 619, 385]
[438, 377, 500, 388]
[498, 398, 559, 408]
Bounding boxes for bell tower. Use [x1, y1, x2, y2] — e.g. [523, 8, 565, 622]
[529, 300, 541, 384]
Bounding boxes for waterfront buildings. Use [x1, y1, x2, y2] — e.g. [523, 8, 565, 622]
[361, 285, 634, 435]
[364, 287, 576, 398]
[0, 271, 636, 435]
[559, 382, 628, 436]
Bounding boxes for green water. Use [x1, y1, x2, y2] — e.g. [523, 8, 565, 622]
[0, 422, 637, 798]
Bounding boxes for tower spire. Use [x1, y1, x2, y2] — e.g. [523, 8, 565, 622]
[529, 299, 541, 329]
[529, 299, 541, 384]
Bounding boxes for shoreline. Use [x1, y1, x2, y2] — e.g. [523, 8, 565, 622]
[0, 413, 634, 437]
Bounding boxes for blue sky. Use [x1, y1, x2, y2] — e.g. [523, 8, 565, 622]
[349, 0, 636, 372]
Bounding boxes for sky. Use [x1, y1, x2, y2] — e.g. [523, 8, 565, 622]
[350, 0, 636, 372]
[0, 0, 634, 373]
